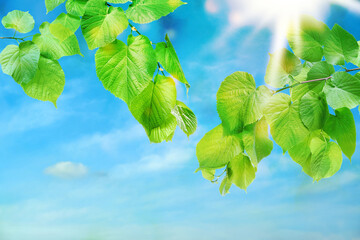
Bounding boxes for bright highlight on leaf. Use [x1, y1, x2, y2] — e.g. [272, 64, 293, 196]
[265, 48, 302, 88]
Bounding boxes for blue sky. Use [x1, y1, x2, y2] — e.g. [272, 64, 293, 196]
[0, 0, 360, 239]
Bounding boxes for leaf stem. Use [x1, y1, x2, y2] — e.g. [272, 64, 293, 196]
[275, 67, 360, 93]
[0, 35, 34, 41]
[345, 67, 360, 72]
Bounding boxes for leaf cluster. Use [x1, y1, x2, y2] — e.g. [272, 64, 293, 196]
[0, 0, 196, 143]
[196, 16, 360, 195]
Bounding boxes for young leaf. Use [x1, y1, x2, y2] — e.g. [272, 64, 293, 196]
[289, 130, 331, 179]
[265, 48, 302, 88]
[126, 0, 186, 24]
[196, 124, 243, 170]
[21, 56, 65, 106]
[263, 93, 309, 152]
[148, 114, 177, 143]
[129, 75, 177, 143]
[324, 72, 360, 109]
[81, 0, 128, 50]
[227, 153, 256, 191]
[45, 0, 66, 13]
[219, 175, 232, 196]
[299, 91, 329, 130]
[200, 169, 215, 181]
[287, 15, 330, 62]
[1, 10, 35, 33]
[66, 0, 88, 16]
[155, 34, 190, 90]
[309, 137, 343, 181]
[95, 35, 157, 103]
[324, 24, 359, 65]
[0, 41, 40, 84]
[53, 13, 81, 32]
[171, 100, 197, 137]
[241, 118, 273, 167]
[324, 108, 356, 160]
[217, 72, 273, 133]
[33, 22, 82, 60]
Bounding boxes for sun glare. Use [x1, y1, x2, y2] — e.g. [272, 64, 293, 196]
[206, 0, 360, 52]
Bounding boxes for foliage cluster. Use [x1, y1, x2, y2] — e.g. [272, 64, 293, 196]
[0, 0, 197, 143]
[196, 16, 360, 195]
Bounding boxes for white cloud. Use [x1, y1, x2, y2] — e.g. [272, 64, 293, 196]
[110, 144, 195, 179]
[44, 162, 88, 179]
[63, 124, 146, 156]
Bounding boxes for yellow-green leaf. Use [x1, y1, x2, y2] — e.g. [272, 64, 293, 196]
[2, 10, 35, 33]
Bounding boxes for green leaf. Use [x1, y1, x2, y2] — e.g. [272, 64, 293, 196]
[299, 91, 329, 130]
[66, 0, 88, 16]
[291, 62, 333, 101]
[171, 100, 197, 137]
[227, 153, 256, 191]
[324, 72, 360, 109]
[45, 0, 66, 13]
[126, 0, 186, 24]
[351, 41, 360, 67]
[265, 48, 302, 88]
[219, 175, 232, 196]
[53, 13, 81, 32]
[309, 137, 343, 181]
[33, 22, 82, 60]
[129, 75, 177, 143]
[155, 34, 190, 90]
[2, 10, 35, 33]
[307, 61, 335, 80]
[288, 136, 312, 177]
[196, 124, 243, 170]
[289, 130, 331, 178]
[217, 71, 273, 133]
[108, 0, 130, 3]
[324, 108, 356, 160]
[21, 56, 65, 106]
[290, 64, 312, 101]
[148, 113, 177, 143]
[0, 41, 40, 84]
[81, 0, 128, 50]
[287, 15, 330, 62]
[324, 24, 359, 65]
[200, 169, 215, 181]
[263, 93, 309, 152]
[95, 35, 157, 103]
[241, 118, 273, 167]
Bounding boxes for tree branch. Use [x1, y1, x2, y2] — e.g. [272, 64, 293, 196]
[275, 67, 360, 93]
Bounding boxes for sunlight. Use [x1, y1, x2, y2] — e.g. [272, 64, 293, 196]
[206, 0, 360, 51]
